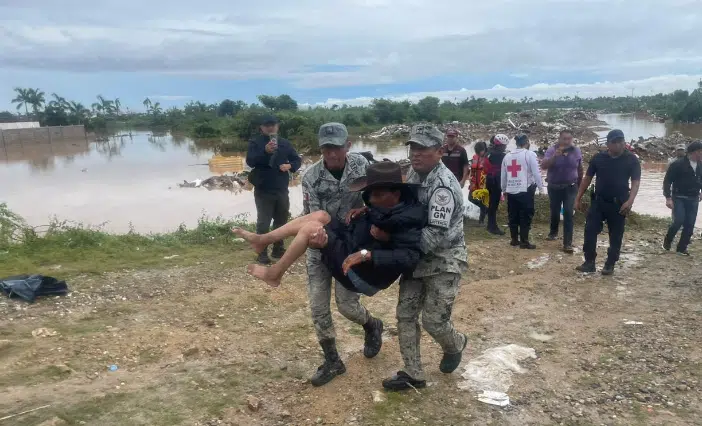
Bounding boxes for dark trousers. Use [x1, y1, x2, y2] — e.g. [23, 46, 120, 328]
[468, 192, 488, 223]
[507, 186, 536, 242]
[548, 184, 577, 246]
[254, 189, 290, 252]
[583, 199, 626, 264]
[665, 197, 699, 252]
[486, 179, 502, 231]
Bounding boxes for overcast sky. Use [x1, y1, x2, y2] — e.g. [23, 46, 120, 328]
[1, 0, 701, 110]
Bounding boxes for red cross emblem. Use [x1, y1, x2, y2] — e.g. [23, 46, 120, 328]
[507, 159, 522, 177]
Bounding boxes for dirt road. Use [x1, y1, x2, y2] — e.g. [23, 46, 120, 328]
[1, 223, 700, 425]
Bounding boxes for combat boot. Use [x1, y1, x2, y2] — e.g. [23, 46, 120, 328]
[271, 244, 286, 259]
[440, 333, 468, 373]
[362, 317, 384, 358]
[382, 371, 426, 391]
[310, 339, 346, 387]
[256, 249, 271, 265]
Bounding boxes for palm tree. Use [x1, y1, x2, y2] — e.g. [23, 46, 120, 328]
[49, 93, 68, 110]
[114, 98, 122, 116]
[143, 97, 152, 111]
[150, 102, 163, 115]
[11, 88, 32, 116]
[95, 95, 115, 116]
[28, 89, 46, 115]
[68, 101, 89, 124]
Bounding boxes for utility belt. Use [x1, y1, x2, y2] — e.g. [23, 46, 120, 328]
[591, 193, 628, 205]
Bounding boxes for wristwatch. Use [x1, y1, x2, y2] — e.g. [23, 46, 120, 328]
[360, 249, 368, 261]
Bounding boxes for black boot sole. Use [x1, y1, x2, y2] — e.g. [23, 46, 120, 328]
[310, 363, 346, 387]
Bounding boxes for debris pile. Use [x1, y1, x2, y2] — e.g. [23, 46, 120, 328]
[366, 109, 604, 149]
[178, 175, 248, 192]
[629, 131, 697, 161]
[579, 131, 698, 162]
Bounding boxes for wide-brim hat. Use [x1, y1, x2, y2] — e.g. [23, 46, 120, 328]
[348, 161, 419, 192]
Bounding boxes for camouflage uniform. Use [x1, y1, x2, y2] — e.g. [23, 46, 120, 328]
[397, 125, 469, 381]
[302, 150, 371, 341]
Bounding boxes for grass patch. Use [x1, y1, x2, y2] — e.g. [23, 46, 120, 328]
[0, 205, 255, 277]
[0, 194, 666, 279]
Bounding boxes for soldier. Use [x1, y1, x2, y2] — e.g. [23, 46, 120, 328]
[301, 122, 384, 387]
[383, 124, 469, 391]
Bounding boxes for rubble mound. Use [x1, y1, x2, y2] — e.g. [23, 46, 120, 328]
[365, 109, 604, 149]
[630, 131, 696, 161]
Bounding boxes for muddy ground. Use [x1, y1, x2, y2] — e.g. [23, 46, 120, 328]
[1, 222, 700, 426]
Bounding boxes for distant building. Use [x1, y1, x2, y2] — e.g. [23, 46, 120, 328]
[0, 121, 41, 130]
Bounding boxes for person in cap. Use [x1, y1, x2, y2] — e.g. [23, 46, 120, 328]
[484, 134, 509, 235]
[541, 129, 583, 253]
[297, 123, 384, 386]
[662, 140, 702, 255]
[501, 134, 544, 249]
[233, 161, 426, 291]
[245, 114, 302, 264]
[441, 128, 470, 187]
[575, 129, 641, 275]
[668, 144, 688, 165]
[383, 124, 468, 392]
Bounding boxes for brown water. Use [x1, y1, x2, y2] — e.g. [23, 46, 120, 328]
[0, 134, 410, 233]
[595, 114, 702, 224]
[1, 114, 700, 233]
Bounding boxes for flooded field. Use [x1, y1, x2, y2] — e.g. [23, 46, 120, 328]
[1, 114, 700, 233]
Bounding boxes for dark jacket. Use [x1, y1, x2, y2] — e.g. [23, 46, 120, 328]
[322, 188, 427, 293]
[246, 134, 302, 192]
[663, 157, 702, 198]
[485, 149, 506, 187]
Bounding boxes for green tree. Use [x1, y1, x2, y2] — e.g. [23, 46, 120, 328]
[143, 97, 152, 111]
[217, 99, 245, 117]
[257, 94, 299, 111]
[28, 89, 46, 115]
[0, 111, 16, 122]
[414, 96, 440, 122]
[11, 87, 32, 116]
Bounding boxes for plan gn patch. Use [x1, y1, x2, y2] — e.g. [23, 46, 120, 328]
[428, 186, 454, 229]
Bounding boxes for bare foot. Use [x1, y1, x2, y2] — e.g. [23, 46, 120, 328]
[247, 264, 282, 288]
[232, 227, 267, 253]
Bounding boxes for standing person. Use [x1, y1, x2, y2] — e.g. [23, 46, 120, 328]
[668, 144, 687, 165]
[468, 141, 489, 224]
[300, 122, 383, 387]
[541, 130, 584, 253]
[663, 141, 702, 256]
[501, 134, 544, 249]
[246, 114, 302, 264]
[485, 134, 509, 235]
[383, 124, 468, 391]
[575, 129, 641, 275]
[441, 128, 470, 188]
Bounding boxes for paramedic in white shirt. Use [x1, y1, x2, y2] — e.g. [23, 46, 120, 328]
[501, 134, 544, 249]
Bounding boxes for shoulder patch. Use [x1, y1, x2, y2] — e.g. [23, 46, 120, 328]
[428, 186, 454, 229]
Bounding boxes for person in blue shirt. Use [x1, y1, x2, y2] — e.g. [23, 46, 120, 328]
[246, 114, 302, 264]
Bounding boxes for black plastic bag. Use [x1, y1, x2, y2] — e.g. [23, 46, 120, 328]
[1, 275, 68, 303]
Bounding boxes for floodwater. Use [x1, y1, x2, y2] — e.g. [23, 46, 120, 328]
[596, 113, 702, 140]
[0, 114, 700, 233]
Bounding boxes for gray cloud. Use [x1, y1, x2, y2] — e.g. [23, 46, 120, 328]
[0, 0, 701, 88]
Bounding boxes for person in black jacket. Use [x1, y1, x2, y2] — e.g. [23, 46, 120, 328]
[232, 161, 426, 294]
[485, 134, 509, 235]
[663, 140, 702, 255]
[246, 114, 302, 264]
